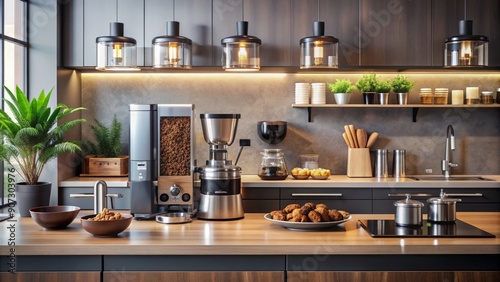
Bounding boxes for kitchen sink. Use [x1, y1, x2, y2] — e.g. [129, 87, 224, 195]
[408, 176, 495, 181]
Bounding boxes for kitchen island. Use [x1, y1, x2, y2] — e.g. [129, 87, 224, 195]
[1, 212, 499, 282]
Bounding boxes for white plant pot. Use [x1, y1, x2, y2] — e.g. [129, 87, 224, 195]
[334, 93, 351, 104]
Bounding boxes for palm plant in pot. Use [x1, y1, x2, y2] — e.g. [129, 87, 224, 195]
[391, 75, 415, 105]
[355, 74, 378, 104]
[375, 79, 393, 105]
[0, 86, 85, 216]
[328, 79, 355, 104]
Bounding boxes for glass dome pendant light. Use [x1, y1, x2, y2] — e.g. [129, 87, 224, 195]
[221, 0, 261, 72]
[96, 1, 139, 71]
[152, 0, 192, 69]
[444, 0, 488, 67]
[300, 0, 339, 69]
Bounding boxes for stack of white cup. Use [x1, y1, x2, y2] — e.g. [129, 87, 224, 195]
[311, 83, 326, 104]
[295, 83, 311, 104]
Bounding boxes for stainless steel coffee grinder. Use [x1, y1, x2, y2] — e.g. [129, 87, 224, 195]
[197, 114, 244, 220]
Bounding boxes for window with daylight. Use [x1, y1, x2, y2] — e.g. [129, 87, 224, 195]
[1, 0, 27, 208]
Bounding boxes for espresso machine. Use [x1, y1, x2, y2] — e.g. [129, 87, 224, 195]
[129, 104, 195, 219]
[197, 114, 244, 220]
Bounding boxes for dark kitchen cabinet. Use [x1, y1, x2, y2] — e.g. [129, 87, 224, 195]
[241, 187, 280, 213]
[103, 271, 284, 282]
[62, 0, 84, 67]
[287, 271, 500, 282]
[432, 0, 500, 66]
[63, 0, 145, 67]
[213, 0, 292, 67]
[144, 0, 212, 66]
[359, 0, 432, 66]
[280, 188, 372, 214]
[291, 0, 360, 67]
[372, 188, 500, 213]
[58, 187, 131, 210]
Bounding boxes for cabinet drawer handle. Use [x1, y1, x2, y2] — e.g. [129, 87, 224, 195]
[444, 193, 483, 197]
[291, 193, 343, 197]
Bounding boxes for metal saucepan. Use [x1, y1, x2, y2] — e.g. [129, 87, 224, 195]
[427, 189, 461, 222]
[392, 194, 428, 227]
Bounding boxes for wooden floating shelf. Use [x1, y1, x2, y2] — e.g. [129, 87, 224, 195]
[291, 104, 500, 122]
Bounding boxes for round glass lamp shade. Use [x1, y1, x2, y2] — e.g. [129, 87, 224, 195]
[152, 21, 192, 69]
[300, 22, 339, 69]
[445, 40, 488, 67]
[221, 21, 261, 72]
[444, 20, 489, 67]
[96, 22, 139, 71]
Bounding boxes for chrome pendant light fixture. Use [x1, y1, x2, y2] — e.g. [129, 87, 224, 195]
[444, 0, 488, 67]
[152, 0, 192, 69]
[300, 0, 339, 69]
[96, 1, 139, 71]
[221, 0, 261, 71]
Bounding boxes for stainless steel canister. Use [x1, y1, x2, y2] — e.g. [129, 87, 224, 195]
[427, 189, 461, 222]
[392, 149, 406, 178]
[374, 149, 388, 178]
[394, 194, 424, 226]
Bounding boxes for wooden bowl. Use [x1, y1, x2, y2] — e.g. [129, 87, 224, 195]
[291, 174, 310, 180]
[311, 175, 330, 180]
[80, 213, 132, 237]
[29, 206, 80, 229]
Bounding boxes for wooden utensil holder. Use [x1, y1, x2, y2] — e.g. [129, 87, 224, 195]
[347, 148, 372, 177]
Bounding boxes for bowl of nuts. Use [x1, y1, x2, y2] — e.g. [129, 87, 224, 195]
[80, 208, 132, 237]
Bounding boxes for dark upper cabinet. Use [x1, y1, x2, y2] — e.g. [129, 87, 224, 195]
[82, 0, 116, 67]
[213, 0, 291, 67]
[144, 0, 212, 66]
[432, 0, 499, 67]
[62, 0, 84, 67]
[81, 0, 144, 67]
[291, 0, 360, 67]
[359, 0, 432, 66]
[61, 0, 498, 68]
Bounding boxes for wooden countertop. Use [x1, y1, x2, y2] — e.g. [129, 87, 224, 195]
[59, 175, 500, 188]
[1, 212, 498, 256]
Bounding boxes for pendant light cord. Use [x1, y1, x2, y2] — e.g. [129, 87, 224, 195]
[464, 0, 467, 20]
[242, 0, 245, 21]
[317, 0, 320, 21]
[173, 0, 176, 21]
[115, 0, 118, 22]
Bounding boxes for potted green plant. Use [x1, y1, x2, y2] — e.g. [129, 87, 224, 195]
[0, 86, 85, 216]
[355, 74, 378, 104]
[391, 75, 415, 104]
[375, 79, 393, 105]
[327, 79, 355, 104]
[81, 115, 128, 176]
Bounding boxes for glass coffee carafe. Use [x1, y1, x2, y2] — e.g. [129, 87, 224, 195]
[258, 149, 288, 180]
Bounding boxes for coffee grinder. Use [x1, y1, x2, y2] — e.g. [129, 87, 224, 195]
[197, 114, 244, 220]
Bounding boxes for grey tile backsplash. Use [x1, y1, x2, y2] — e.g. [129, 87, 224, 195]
[82, 72, 500, 176]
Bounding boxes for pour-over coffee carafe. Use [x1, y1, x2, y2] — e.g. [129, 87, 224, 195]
[197, 114, 244, 220]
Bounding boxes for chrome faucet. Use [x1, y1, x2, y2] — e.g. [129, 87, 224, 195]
[441, 124, 458, 178]
[70, 180, 123, 214]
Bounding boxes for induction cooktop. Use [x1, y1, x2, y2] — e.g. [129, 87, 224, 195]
[359, 219, 495, 238]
